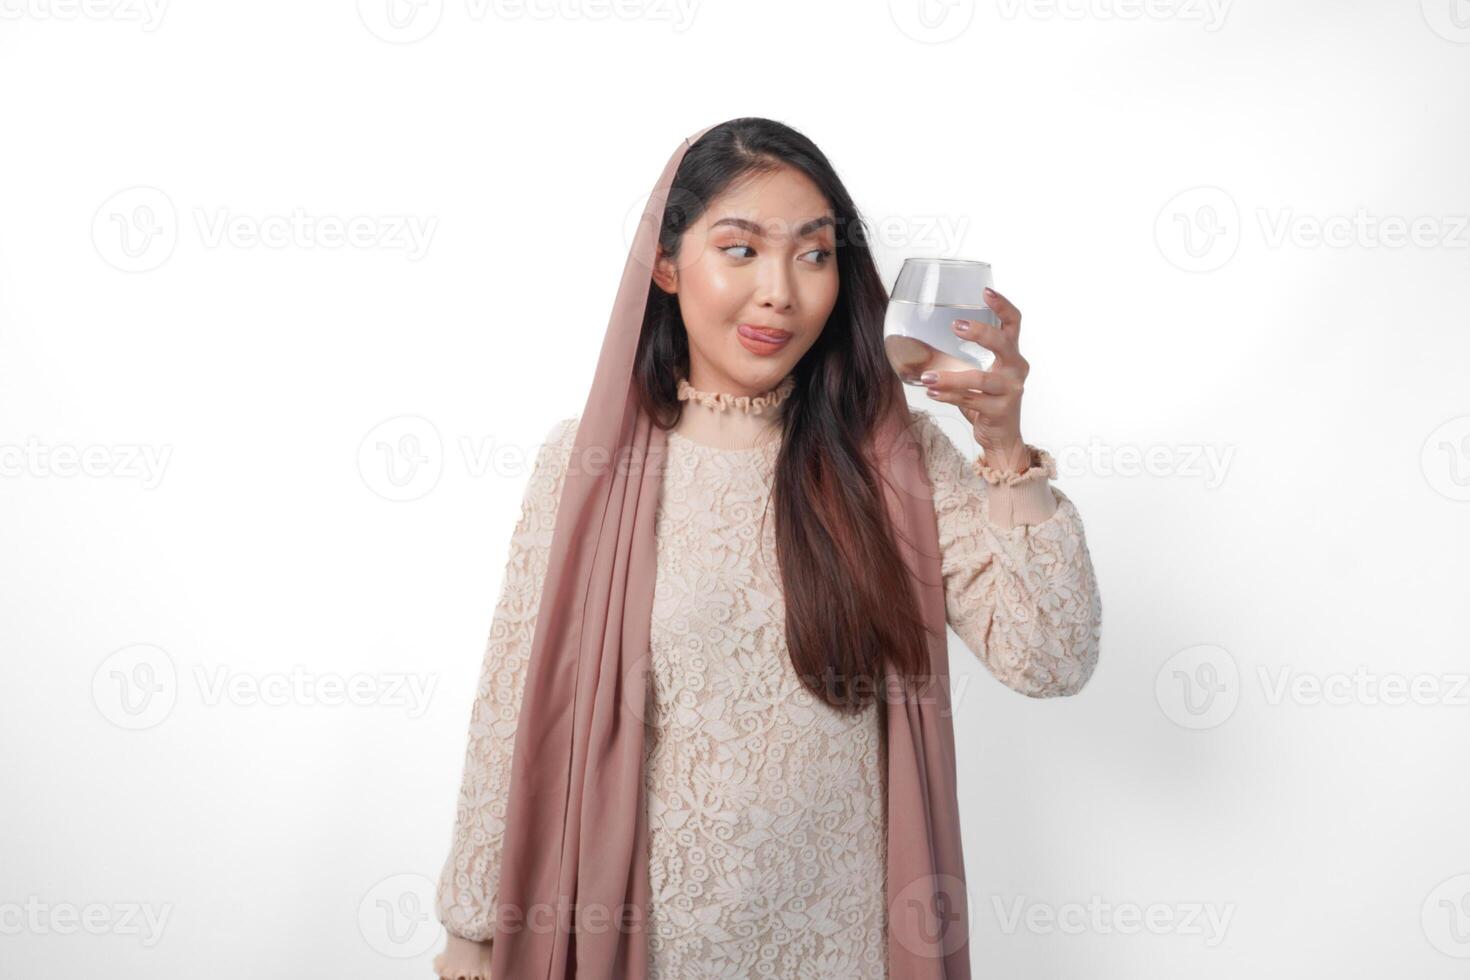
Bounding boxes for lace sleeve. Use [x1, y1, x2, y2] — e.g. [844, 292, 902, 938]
[433, 415, 580, 952]
[909, 409, 1102, 698]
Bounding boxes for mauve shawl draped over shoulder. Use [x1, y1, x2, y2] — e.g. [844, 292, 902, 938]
[485, 123, 972, 979]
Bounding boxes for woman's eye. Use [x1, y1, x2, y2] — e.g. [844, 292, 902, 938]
[720, 243, 833, 265]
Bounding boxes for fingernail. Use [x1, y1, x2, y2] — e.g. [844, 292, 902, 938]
[951, 319, 968, 333]
[920, 371, 938, 384]
[984, 286, 997, 297]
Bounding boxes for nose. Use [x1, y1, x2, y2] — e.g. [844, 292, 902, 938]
[753, 255, 796, 313]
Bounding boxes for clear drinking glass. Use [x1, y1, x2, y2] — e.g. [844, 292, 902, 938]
[883, 258, 1001, 386]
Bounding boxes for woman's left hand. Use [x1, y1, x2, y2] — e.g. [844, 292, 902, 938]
[920, 286, 1031, 474]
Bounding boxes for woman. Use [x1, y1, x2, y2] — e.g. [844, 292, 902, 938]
[433, 117, 1101, 979]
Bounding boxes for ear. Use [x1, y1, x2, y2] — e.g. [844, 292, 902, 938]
[651, 244, 678, 295]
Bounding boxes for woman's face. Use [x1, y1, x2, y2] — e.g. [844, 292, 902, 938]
[652, 164, 839, 397]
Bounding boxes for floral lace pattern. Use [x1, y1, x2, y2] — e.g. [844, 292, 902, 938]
[434, 408, 1102, 975]
[909, 410, 1102, 698]
[433, 417, 578, 946]
[643, 432, 887, 978]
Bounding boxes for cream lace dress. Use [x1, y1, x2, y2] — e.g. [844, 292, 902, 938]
[433, 373, 1102, 980]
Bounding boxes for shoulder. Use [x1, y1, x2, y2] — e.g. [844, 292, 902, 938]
[521, 415, 580, 504]
[543, 414, 580, 451]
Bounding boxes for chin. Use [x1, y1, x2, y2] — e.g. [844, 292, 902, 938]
[733, 357, 793, 384]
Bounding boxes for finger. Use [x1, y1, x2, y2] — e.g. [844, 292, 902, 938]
[925, 386, 1011, 415]
[983, 287, 1022, 339]
[950, 316, 1016, 359]
[922, 368, 1008, 397]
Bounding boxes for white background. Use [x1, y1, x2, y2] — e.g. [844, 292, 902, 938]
[3, 0, 1469, 976]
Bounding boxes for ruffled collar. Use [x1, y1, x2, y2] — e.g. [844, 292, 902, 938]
[670, 372, 794, 453]
[676, 374, 796, 415]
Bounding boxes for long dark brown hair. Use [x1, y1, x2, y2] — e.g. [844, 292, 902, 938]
[632, 117, 936, 715]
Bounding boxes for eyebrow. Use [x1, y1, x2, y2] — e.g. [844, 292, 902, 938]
[709, 215, 836, 239]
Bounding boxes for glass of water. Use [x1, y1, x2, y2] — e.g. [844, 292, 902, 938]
[883, 258, 1001, 386]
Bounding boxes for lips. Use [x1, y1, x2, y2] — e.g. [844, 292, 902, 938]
[739, 323, 792, 341]
[737, 323, 792, 355]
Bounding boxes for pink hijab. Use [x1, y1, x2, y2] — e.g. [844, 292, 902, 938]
[488, 123, 972, 979]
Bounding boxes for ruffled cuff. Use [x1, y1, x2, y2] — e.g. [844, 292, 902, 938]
[433, 931, 494, 980]
[974, 444, 1058, 529]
